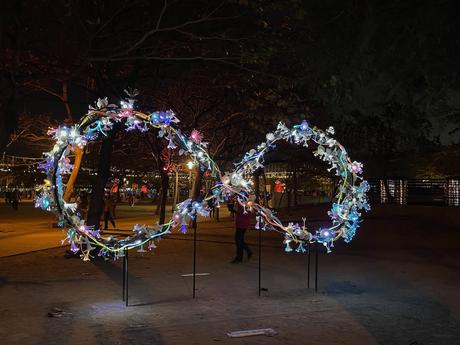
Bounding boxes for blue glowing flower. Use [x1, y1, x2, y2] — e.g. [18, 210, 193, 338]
[300, 120, 309, 131]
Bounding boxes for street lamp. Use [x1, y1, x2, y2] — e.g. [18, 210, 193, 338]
[187, 161, 195, 197]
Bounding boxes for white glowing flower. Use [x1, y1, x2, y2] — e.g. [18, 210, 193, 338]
[221, 175, 231, 185]
[350, 161, 363, 174]
[96, 97, 108, 109]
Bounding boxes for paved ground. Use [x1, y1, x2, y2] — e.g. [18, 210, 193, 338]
[1, 203, 460, 344]
[0, 201, 183, 257]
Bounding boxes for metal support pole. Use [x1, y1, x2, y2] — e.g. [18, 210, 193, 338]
[122, 251, 126, 301]
[124, 248, 129, 306]
[258, 219, 262, 297]
[192, 218, 197, 298]
[315, 241, 319, 293]
[307, 242, 311, 288]
[258, 171, 269, 296]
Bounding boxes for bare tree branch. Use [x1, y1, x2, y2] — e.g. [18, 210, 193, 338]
[23, 81, 64, 101]
[156, 0, 169, 30]
[175, 29, 243, 42]
[104, 1, 239, 59]
[90, 55, 240, 62]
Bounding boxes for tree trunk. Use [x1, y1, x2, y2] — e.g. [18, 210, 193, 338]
[293, 165, 298, 206]
[63, 146, 84, 202]
[87, 128, 117, 228]
[253, 170, 261, 204]
[191, 167, 204, 200]
[159, 168, 169, 225]
[1, 20, 19, 152]
[0, 75, 16, 151]
[172, 169, 179, 211]
[62, 80, 72, 121]
[261, 171, 269, 207]
[155, 189, 161, 215]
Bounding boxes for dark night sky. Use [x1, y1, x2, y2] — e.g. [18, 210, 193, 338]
[1, 0, 459, 176]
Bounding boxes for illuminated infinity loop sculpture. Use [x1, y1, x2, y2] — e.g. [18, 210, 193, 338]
[35, 92, 369, 260]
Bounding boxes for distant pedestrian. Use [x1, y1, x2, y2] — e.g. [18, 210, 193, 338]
[231, 198, 253, 263]
[78, 192, 89, 221]
[128, 192, 135, 207]
[227, 201, 234, 217]
[207, 198, 215, 218]
[110, 195, 117, 219]
[103, 194, 116, 229]
[11, 189, 20, 211]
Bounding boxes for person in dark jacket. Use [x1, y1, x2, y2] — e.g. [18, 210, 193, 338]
[103, 195, 116, 230]
[78, 191, 89, 221]
[231, 200, 253, 263]
[11, 189, 20, 211]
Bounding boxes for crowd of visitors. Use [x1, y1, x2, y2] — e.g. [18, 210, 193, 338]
[3, 189, 21, 210]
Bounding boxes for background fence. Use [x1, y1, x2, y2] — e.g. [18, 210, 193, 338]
[367, 178, 459, 207]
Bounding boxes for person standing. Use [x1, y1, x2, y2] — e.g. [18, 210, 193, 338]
[4, 190, 10, 205]
[231, 200, 253, 263]
[128, 192, 135, 207]
[110, 195, 117, 219]
[103, 194, 116, 230]
[11, 189, 20, 211]
[78, 191, 89, 221]
[207, 198, 215, 218]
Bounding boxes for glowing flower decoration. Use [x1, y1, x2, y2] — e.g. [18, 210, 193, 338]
[221, 175, 231, 185]
[350, 161, 363, 174]
[70, 241, 80, 253]
[326, 126, 335, 135]
[300, 120, 309, 131]
[88, 97, 109, 111]
[190, 129, 203, 144]
[266, 132, 275, 141]
[167, 138, 177, 149]
[58, 157, 73, 174]
[47, 127, 57, 136]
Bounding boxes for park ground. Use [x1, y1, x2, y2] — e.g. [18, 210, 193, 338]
[1, 202, 460, 345]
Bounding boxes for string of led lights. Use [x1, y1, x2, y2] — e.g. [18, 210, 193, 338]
[35, 91, 222, 260]
[35, 91, 369, 260]
[224, 121, 371, 253]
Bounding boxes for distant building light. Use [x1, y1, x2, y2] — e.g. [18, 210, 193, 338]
[380, 179, 407, 205]
[447, 179, 459, 207]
